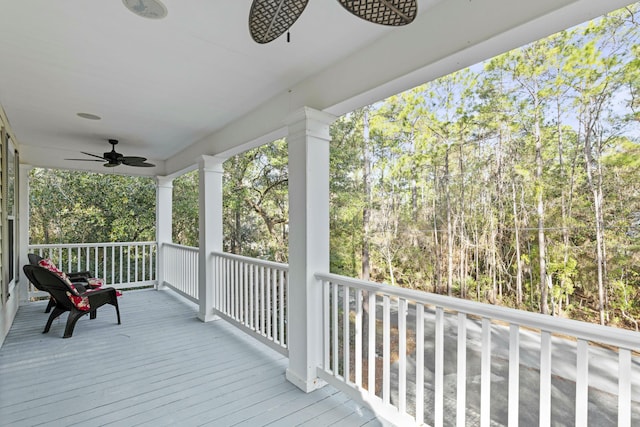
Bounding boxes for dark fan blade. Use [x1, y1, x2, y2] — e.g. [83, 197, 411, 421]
[121, 156, 155, 167]
[80, 151, 108, 160]
[249, 0, 309, 44]
[337, 0, 417, 26]
[121, 156, 148, 164]
[65, 158, 106, 162]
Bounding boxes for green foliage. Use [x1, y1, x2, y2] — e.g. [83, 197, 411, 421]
[27, 4, 640, 330]
[29, 169, 156, 244]
[173, 170, 199, 246]
[223, 139, 289, 262]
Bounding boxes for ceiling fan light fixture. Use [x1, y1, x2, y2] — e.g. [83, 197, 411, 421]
[249, 0, 309, 44]
[122, 0, 168, 20]
[338, 0, 418, 26]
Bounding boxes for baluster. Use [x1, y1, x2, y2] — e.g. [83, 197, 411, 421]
[119, 245, 123, 285]
[619, 348, 632, 427]
[575, 339, 589, 426]
[234, 259, 239, 320]
[434, 306, 444, 427]
[248, 263, 254, 329]
[272, 269, 278, 340]
[540, 331, 552, 427]
[255, 264, 260, 331]
[225, 258, 231, 315]
[112, 245, 116, 285]
[398, 298, 407, 414]
[323, 280, 330, 371]
[260, 265, 265, 335]
[416, 303, 425, 425]
[127, 245, 131, 284]
[343, 285, 350, 384]
[481, 318, 492, 427]
[332, 282, 339, 376]
[141, 244, 146, 281]
[508, 324, 520, 427]
[383, 295, 390, 404]
[279, 269, 285, 346]
[368, 291, 376, 398]
[134, 245, 139, 282]
[266, 268, 272, 338]
[103, 246, 107, 282]
[355, 288, 363, 388]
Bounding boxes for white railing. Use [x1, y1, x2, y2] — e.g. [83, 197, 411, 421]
[162, 243, 199, 303]
[28, 242, 157, 296]
[212, 252, 288, 356]
[316, 272, 640, 427]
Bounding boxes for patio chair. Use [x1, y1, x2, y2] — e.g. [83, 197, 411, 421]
[28, 254, 100, 313]
[28, 253, 92, 282]
[23, 265, 121, 338]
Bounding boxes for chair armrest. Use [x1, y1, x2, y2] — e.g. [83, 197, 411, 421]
[67, 271, 91, 280]
[73, 283, 88, 293]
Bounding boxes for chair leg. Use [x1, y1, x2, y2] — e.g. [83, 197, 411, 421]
[45, 298, 55, 313]
[63, 310, 87, 338]
[112, 294, 121, 325]
[44, 306, 66, 334]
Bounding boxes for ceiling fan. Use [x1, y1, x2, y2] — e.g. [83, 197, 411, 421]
[66, 139, 155, 168]
[249, 0, 418, 44]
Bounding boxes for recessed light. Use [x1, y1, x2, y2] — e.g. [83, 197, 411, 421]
[122, 0, 168, 19]
[77, 113, 102, 120]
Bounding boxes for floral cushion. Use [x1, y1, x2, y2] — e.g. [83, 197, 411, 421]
[87, 277, 104, 288]
[38, 259, 90, 311]
[85, 277, 122, 296]
[66, 292, 90, 311]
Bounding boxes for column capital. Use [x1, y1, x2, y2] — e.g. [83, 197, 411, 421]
[156, 175, 174, 189]
[286, 107, 337, 142]
[286, 106, 336, 126]
[199, 155, 225, 173]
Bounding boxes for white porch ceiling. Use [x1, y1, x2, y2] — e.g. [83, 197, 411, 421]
[0, 0, 634, 177]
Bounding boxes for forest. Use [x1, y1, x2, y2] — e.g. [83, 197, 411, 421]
[30, 4, 640, 329]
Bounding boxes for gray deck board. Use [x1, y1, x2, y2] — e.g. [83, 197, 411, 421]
[0, 289, 381, 427]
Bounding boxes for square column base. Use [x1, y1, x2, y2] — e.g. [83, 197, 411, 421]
[197, 312, 219, 322]
[286, 368, 327, 393]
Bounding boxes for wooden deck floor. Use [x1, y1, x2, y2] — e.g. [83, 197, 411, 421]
[0, 289, 381, 427]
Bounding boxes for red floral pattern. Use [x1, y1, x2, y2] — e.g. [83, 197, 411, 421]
[38, 259, 90, 311]
[66, 292, 91, 311]
[37, 258, 122, 306]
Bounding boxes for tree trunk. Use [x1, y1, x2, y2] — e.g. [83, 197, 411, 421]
[534, 101, 549, 315]
[445, 146, 453, 296]
[512, 181, 523, 307]
[458, 141, 466, 298]
[362, 109, 371, 281]
[583, 119, 606, 325]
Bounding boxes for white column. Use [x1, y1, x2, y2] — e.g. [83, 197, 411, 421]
[285, 107, 336, 392]
[155, 176, 173, 290]
[18, 164, 31, 303]
[198, 155, 224, 322]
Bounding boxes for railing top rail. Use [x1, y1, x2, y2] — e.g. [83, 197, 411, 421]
[163, 242, 198, 252]
[316, 272, 640, 351]
[212, 251, 288, 271]
[29, 241, 157, 249]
